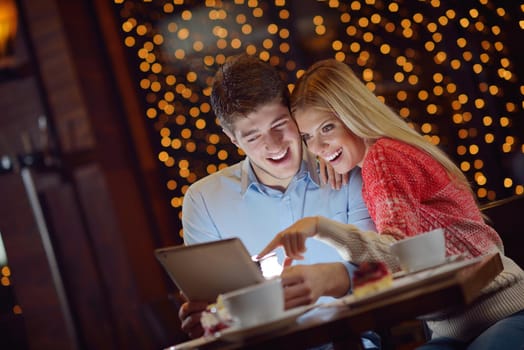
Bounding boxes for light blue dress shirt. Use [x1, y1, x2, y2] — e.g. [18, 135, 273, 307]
[182, 148, 378, 341]
[182, 150, 375, 271]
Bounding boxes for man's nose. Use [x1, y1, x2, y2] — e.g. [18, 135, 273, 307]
[263, 132, 282, 149]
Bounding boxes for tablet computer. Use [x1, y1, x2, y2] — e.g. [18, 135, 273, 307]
[154, 238, 265, 302]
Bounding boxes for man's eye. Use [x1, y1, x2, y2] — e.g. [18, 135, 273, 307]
[247, 135, 260, 143]
[274, 120, 287, 129]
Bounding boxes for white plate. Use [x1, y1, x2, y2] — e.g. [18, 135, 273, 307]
[218, 304, 315, 342]
[333, 255, 483, 307]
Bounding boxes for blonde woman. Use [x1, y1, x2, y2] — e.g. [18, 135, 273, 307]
[258, 59, 524, 350]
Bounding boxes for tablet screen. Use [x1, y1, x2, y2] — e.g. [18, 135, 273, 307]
[155, 238, 265, 302]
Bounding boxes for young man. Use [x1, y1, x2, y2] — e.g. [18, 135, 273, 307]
[179, 54, 377, 348]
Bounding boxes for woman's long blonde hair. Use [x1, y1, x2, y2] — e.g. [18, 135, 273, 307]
[291, 58, 470, 189]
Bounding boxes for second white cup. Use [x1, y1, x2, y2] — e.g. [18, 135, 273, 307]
[390, 228, 446, 272]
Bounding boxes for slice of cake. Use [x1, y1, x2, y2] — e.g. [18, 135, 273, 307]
[200, 295, 235, 336]
[352, 261, 393, 298]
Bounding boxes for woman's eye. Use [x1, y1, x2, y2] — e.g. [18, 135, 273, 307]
[301, 134, 311, 142]
[321, 124, 334, 133]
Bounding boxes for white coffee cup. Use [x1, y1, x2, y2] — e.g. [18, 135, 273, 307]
[390, 228, 446, 272]
[220, 277, 284, 328]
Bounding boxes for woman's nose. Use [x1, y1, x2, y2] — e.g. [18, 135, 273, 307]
[306, 137, 323, 155]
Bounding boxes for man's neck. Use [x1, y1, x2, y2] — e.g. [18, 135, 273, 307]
[250, 163, 296, 193]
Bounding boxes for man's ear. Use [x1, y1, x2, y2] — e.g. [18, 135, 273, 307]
[222, 127, 239, 148]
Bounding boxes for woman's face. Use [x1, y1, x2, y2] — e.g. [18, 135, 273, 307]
[295, 108, 367, 174]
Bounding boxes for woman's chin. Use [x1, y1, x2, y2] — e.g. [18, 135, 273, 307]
[334, 164, 352, 175]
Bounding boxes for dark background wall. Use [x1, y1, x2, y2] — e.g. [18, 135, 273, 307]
[0, 0, 181, 349]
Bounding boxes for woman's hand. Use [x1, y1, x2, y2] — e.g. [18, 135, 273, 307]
[257, 217, 319, 260]
[318, 157, 349, 190]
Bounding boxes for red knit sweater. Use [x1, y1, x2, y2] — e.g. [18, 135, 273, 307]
[361, 138, 503, 258]
[315, 137, 523, 341]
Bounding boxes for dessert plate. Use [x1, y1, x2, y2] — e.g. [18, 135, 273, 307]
[334, 255, 482, 308]
[219, 304, 315, 342]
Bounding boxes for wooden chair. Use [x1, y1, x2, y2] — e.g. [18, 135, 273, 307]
[481, 195, 524, 269]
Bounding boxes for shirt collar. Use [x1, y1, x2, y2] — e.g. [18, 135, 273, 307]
[240, 145, 321, 195]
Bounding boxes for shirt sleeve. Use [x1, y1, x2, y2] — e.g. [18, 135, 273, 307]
[346, 167, 376, 232]
[182, 185, 222, 245]
[342, 261, 358, 294]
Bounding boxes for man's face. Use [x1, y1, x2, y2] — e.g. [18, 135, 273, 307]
[224, 101, 303, 190]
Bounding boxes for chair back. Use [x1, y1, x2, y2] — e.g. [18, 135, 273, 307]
[481, 195, 524, 268]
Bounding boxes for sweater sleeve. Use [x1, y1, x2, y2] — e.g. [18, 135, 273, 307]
[362, 140, 447, 239]
[314, 217, 402, 271]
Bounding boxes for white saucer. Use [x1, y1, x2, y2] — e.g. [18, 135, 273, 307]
[218, 304, 314, 342]
[392, 254, 465, 278]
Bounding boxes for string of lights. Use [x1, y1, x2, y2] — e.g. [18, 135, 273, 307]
[113, 0, 524, 238]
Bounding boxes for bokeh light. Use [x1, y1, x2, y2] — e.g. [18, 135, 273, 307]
[114, 0, 524, 235]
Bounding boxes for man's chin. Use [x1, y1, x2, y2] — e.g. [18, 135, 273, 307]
[252, 157, 300, 182]
[269, 166, 298, 180]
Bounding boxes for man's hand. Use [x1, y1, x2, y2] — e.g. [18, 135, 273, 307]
[256, 217, 319, 260]
[318, 157, 349, 190]
[178, 300, 209, 339]
[281, 263, 350, 309]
